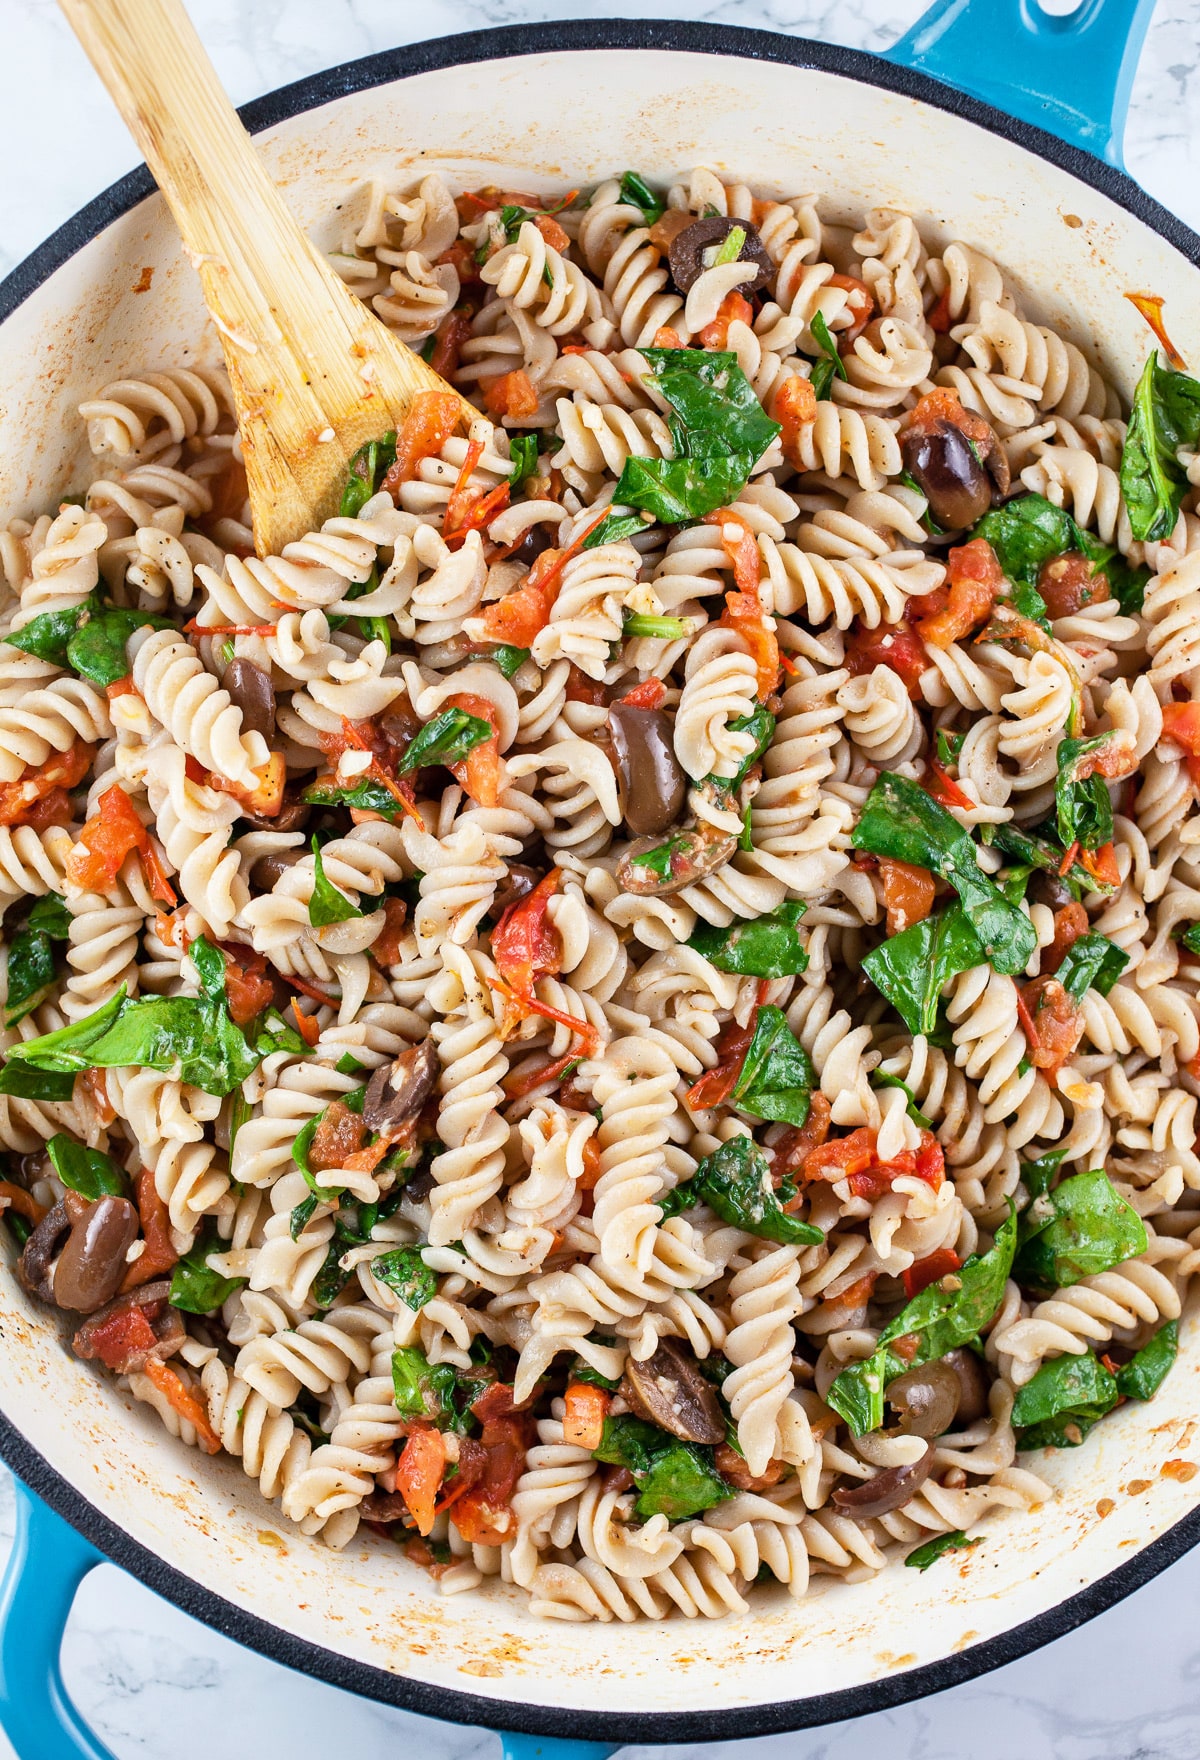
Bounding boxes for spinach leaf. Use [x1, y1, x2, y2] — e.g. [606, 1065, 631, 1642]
[308, 836, 362, 928]
[973, 493, 1106, 592]
[170, 1229, 246, 1313]
[569, 1356, 622, 1391]
[827, 1205, 1017, 1435]
[6, 596, 172, 687]
[719, 705, 776, 793]
[593, 1414, 731, 1521]
[872, 1071, 933, 1131]
[490, 644, 530, 679]
[987, 821, 1115, 898]
[861, 903, 983, 1037]
[1014, 1167, 1146, 1294]
[1055, 732, 1117, 855]
[809, 310, 848, 401]
[728, 1005, 814, 1127]
[853, 773, 1036, 975]
[27, 893, 71, 938]
[1116, 1319, 1178, 1401]
[291, 1086, 367, 1199]
[613, 350, 780, 523]
[4, 601, 86, 669]
[1011, 1351, 1119, 1449]
[390, 1347, 481, 1434]
[0, 1063, 75, 1102]
[253, 1006, 307, 1057]
[397, 706, 493, 774]
[335, 1051, 368, 1076]
[691, 1135, 823, 1245]
[5, 967, 260, 1098]
[619, 170, 664, 227]
[302, 775, 405, 821]
[1105, 552, 1151, 616]
[1119, 351, 1200, 543]
[371, 1245, 436, 1312]
[687, 901, 809, 979]
[1056, 931, 1128, 1001]
[5, 894, 71, 1027]
[905, 1530, 982, 1572]
[936, 729, 965, 769]
[656, 1180, 698, 1219]
[506, 433, 540, 489]
[289, 1195, 319, 1239]
[312, 1238, 352, 1310]
[1020, 1147, 1067, 1200]
[47, 1133, 126, 1199]
[340, 432, 397, 519]
[582, 510, 649, 550]
[1177, 923, 1200, 957]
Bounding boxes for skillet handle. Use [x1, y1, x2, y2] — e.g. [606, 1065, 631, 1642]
[0, 1478, 116, 1760]
[884, 0, 1157, 169]
[500, 1738, 617, 1760]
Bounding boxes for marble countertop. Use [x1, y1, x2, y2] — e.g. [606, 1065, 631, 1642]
[2, 1, 1200, 1756]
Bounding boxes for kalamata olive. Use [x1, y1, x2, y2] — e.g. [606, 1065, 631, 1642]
[943, 1347, 990, 1426]
[886, 1358, 961, 1438]
[363, 1039, 439, 1138]
[668, 216, 773, 297]
[249, 847, 304, 889]
[241, 790, 311, 835]
[1027, 868, 1075, 912]
[18, 1200, 72, 1304]
[617, 822, 738, 897]
[223, 658, 275, 742]
[900, 417, 1010, 531]
[359, 1489, 414, 1525]
[832, 1443, 934, 1519]
[380, 703, 421, 750]
[52, 1195, 140, 1313]
[491, 864, 542, 920]
[514, 526, 554, 567]
[608, 705, 687, 838]
[621, 1338, 725, 1444]
[72, 1280, 185, 1373]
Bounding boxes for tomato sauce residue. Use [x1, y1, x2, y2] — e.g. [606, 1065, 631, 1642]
[1160, 1459, 1198, 1482]
[1125, 292, 1187, 370]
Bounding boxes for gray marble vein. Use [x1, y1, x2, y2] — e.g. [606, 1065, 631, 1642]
[2, 0, 1200, 1754]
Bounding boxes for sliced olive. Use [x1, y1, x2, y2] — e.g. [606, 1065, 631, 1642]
[617, 822, 738, 897]
[668, 216, 772, 297]
[249, 847, 304, 889]
[514, 526, 554, 567]
[359, 1489, 414, 1525]
[832, 1443, 934, 1519]
[53, 1195, 141, 1313]
[241, 790, 311, 836]
[224, 658, 276, 742]
[621, 1338, 725, 1444]
[380, 703, 421, 750]
[900, 416, 1010, 531]
[886, 1358, 961, 1438]
[608, 705, 687, 838]
[491, 864, 542, 921]
[363, 1039, 439, 1138]
[72, 1280, 185, 1373]
[19, 1200, 72, 1304]
[943, 1347, 990, 1426]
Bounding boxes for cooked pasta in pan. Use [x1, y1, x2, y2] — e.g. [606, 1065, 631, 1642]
[1, 165, 1197, 1621]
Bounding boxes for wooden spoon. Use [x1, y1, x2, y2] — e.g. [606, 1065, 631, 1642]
[58, 0, 478, 557]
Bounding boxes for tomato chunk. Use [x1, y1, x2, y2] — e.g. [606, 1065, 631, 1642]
[1037, 551, 1111, 619]
[699, 290, 754, 351]
[880, 858, 936, 936]
[382, 391, 463, 496]
[1042, 901, 1089, 975]
[396, 1425, 448, 1537]
[483, 370, 539, 420]
[67, 783, 175, 904]
[775, 374, 818, 466]
[1017, 976, 1084, 1075]
[0, 738, 94, 829]
[915, 538, 1004, 649]
[309, 1101, 370, 1172]
[804, 1126, 878, 1184]
[563, 1382, 611, 1450]
[845, 621, 928, 699]
[903, 1247, 962, 1300]
[445, 691, 503, 809]
[122, 1163, 178, 1290]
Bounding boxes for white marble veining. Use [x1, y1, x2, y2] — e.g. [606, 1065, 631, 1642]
[2, 1, 1200, 1756]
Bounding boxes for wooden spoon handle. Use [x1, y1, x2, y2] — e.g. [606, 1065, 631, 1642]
[58, 0, 472, 554]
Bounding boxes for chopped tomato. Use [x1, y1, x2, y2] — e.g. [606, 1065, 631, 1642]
[320, 719, 423, 827]
[579, 1137, 602, 1190]
[685, 1011, 757, 1111]
[1161, 700, 1200, 757]
[105, 676, 140, 701]
[1043, 901, 1089, 975]
[483, 370, 539, 421]
[449, 1405, 534, 1545]
[221, 943, 275, 1026]
[122, 1164, 178, 1289]
[926, 285, 954, 333]
[827, 273, 875, 346]
[714, 1443, 785, 1491]
[880, 858, 936, 936]
[699, 290, 754, 350]
[0, 1181, 47, 1226]
[436, 238, 483, 286]
[903, 1248, 962, 1301]
[915, 539, 1005, 649]
[771, 1094, 832, 1193]
[563, 1382, 610, 1450]
[396, 1425, 447, 1536]
[1079, 841, 1120, 888]
[845, 620, 928, 699]
[904, 386, 994, 447]
[445, 691, 504, 809]
[340, 1136, 392, 1176]
[533, 212, 571, 253]
[478, 505, 612, 647]
[79, 1066, 117, 1128]
[208, 752, 286, 819]
[309, 1100, 370, 1172]
[0, 738, 94, 829]
[291, 1000, 320, 1046]
[1037, 551, 1110, 619]
[652, 325, 684, 349]
[141, 1357, 221, 1453]
[705, 510, 779, 696]
[20, 789, 73, 830]
[502, 1046, 584, 1101]
[804, 1126, 878, 1184]
[490, 869, 599, 1054]
[1017, 976, 1084, 1075]
[67, 784, 176, 905]
[373, 897, 408, 967]
[616, 676, 666, 710]
[80, 1302, 158, 1372]
[705, 507, 760, 595]
[382, 390, 464, 496]
[924, 759, 973, 812]
[429, 311, 474, 380]
[825, 1272, 878, 1310]
[565, 664, 609, 706]
[775, 374, 818, 464]
[914, 1132, 945, 1190]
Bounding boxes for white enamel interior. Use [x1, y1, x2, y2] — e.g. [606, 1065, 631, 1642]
[1, 41, 1199, 1724]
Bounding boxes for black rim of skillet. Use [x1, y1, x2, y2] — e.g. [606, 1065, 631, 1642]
[2, 16, 1200, 1746]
